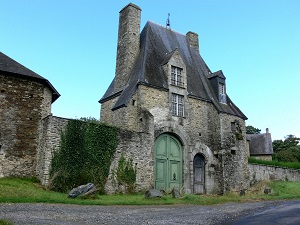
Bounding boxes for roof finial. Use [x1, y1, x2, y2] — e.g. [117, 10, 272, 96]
[166, 13, 171, 28]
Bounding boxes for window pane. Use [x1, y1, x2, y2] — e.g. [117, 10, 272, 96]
[177, 68, 181, 76]
[219, 83, 225, 94]
[172, 102, 177, 115]
[178, 95, 183, 104]
[172, 94, 177, 103]
[171, 66, 175, 73]
[178, 104, 183, 117]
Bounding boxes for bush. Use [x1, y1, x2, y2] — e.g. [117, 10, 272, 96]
[49, 119, 119, 193]
[274, 150, 297, 162]
[116, 153, 136, 193]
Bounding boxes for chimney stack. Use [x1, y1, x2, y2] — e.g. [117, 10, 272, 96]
[114, 3, 141, 92]
[186, 31, 199, 52]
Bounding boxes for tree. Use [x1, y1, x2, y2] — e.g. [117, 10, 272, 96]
[273, 135, 300, 162]
[246, 125, 261, 134]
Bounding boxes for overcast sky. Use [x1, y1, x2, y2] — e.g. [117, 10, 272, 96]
[1, 0, 299, 140]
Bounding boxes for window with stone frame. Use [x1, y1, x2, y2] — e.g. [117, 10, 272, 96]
[219, 83, 226, 104]
[172, 93, 184, 117]
[171, 66, 183, 87]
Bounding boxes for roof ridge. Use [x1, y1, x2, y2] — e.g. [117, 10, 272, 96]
[147, 20, 187, 37]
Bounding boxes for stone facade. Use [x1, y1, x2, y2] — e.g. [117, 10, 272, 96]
[0, 74, 53, 177]
[101, 84, 249, 194]
[99, 3, 250, 194]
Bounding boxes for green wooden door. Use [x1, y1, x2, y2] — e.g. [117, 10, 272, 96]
[155, 134, 182, 191]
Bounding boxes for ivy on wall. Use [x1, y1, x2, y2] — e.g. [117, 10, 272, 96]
[115, 153, 136, 193]
[49, 118, 119, 193]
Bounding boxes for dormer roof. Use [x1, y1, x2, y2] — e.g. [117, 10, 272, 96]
[100, 21, 247, 119]
[208, 70, 226, 80]
[0, 52, 60, 102]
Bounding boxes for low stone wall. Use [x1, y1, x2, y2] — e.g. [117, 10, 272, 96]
[249, 163, 300, 184]
[36, 115, 155, 193]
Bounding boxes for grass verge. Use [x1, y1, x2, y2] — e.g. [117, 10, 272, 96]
[0, 177, 300, 205]
[248, 157, 300, 169]
[0, 219, 14, 225]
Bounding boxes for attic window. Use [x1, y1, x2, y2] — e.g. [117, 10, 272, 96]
[172, 94, 184, 117]
[171, 66, 183, 87]
[219, 83, 226, 104]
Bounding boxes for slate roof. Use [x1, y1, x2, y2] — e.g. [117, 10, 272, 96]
[208, 70, 226, 79]
[0, 52, 60, 102]
[100, 21, 247, 119]
[247, 133, 274, 155]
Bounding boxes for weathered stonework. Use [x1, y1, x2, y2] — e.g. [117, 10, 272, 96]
[0, 74, 52, 177]
[249, 164, 300, 184]
[99, 3, 251, 194]
[105, 129, 155, 193]
[36, 115, 69, 184]
[219, 114, 250, 192]
[100, 82, 251, 194]
[114, 3, 141, 92]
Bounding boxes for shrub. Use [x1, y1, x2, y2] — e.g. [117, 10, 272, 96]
[116, 153, 136, 193]
[274, 150, 297, 162]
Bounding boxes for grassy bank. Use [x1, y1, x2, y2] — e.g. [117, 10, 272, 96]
[248, 157, 300, 169]
[0, 177, 300, 205]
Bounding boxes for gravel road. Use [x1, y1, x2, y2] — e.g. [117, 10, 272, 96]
[0, 201, 284, 225]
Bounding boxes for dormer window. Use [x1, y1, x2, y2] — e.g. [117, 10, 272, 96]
[219, 83, 226, 104]
[172, 94, 184, 117]
[171, 66, 183, 87]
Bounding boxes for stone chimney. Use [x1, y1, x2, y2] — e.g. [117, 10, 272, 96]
[186, 31, 199, 52]
[114, 3, 141, 92]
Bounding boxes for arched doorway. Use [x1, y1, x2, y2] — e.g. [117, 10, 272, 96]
[155, 134, 182, 191]
[193, 154, 205, 194]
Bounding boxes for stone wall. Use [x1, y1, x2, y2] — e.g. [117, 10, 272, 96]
[249, 163, 300, 184]
[105, 129, 155, 193]
[36, 113, 156, 193]
[219, 114, 249, 193]
[0, 74, 52, 177]
[36, 115, 69, 184]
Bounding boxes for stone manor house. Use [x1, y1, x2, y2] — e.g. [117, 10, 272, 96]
[1, 3, 267, 194]
[99, 3, 250, 194]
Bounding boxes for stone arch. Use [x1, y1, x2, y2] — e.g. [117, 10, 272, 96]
[154, 121, 190, 147]
[154, 133, 183, 191]
[190, 142, 217, 194]
[193, 153, 206, 194]
[154, 121, 192, 192]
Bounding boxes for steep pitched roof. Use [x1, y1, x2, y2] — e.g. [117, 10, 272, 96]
[100, 21, 247, 119]
[0, 52, 60, 102]
[247, 133, 274, 155]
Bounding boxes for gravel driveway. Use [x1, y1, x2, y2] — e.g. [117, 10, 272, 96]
[0, 201, 284, 225]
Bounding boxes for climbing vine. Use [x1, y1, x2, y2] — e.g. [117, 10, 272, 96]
[115, 153, 136, 193]
[49, 118, 119, 193]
